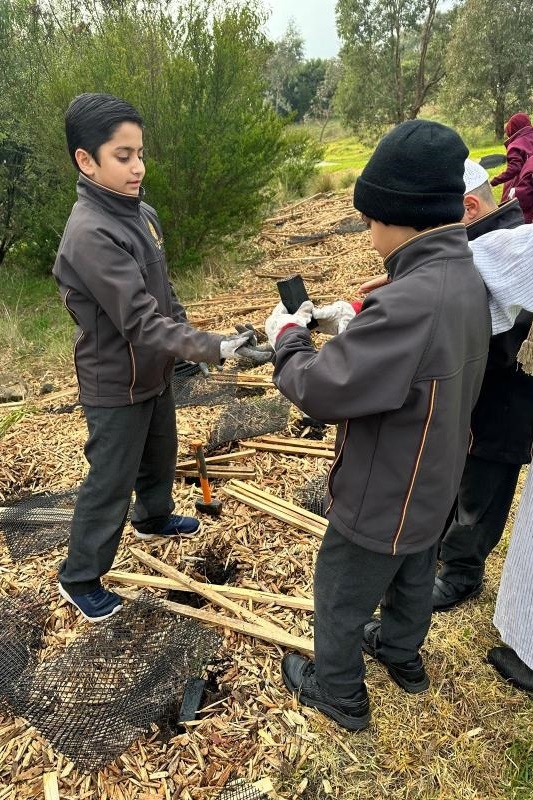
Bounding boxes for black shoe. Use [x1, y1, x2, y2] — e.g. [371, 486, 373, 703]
[362, 619, 430, 694]
[488, 647, 533, 693]
[281, 653, 370, 731]
[432, 576, 482, 612]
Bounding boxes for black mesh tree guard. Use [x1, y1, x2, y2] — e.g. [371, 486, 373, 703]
[0, 488, 78, 561]
[294, 474, 328, 518]
[0, 592, 48, 712]
[6, 594, 221, 772]
[215, 779, 272, 800]
[207, 396, 291, 453]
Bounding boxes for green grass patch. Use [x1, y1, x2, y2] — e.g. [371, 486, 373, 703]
[505, 739, 533, 799]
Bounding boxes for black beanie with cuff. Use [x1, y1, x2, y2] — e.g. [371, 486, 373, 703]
[353, 120, 468, 229]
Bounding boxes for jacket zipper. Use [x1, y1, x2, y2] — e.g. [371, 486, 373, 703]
[326, 420, 349, 514]
[391, 379, 437, 555]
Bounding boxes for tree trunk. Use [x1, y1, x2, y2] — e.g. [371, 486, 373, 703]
[494, 95, 506, 139]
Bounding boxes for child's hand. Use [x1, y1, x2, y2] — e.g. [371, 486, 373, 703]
[312, 300, 356, 335]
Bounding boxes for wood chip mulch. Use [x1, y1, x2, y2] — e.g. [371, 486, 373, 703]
[1, 191, 531, 800]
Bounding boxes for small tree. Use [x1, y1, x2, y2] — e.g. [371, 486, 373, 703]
[335, 0, 454, 135]
[441, 0, 533, 138]
[308, 58, 343, 140]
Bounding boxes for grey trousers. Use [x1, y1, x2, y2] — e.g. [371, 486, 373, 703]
[59, 386, 177, 594]
[439, 455, 521, 586]
[314, 524, 438, 698]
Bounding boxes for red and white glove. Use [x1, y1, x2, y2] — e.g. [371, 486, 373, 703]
[264, 301, 313, 347]
[312, 300, 357, 335]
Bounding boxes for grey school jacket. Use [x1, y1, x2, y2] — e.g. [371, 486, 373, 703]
[274, 225, 491, 556]
[53, 176, 223, 407]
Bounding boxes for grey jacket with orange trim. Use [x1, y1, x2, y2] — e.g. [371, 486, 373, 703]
[273, 225, 491, 555]
[53, 176, 223, 407]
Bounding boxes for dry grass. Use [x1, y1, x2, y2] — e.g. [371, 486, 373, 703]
[1, 191, 532, 799]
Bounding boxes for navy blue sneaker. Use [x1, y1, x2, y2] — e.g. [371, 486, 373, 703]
[58, 583, 123, 623]
[133, 514, 201, 541]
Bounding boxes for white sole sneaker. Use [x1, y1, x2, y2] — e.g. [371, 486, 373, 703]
[57, 583, 123, 623]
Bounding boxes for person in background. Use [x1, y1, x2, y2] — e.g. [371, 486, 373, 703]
[432, 159, 533, 612]
[264, 120, 490, 731]
[490, 113, 533, 212]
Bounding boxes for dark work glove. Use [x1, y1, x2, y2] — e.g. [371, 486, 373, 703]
[234, 323, 274, 364]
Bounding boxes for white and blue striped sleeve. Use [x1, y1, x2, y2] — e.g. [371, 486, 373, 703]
[469, 226, 533, 334]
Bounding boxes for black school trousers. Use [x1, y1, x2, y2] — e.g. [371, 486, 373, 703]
[438, 454, 521, 587]
[58, 386, 177, 594]
[314, 524, 438, 698]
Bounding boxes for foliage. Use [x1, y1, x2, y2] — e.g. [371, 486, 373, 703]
[265, 19, 305, 116]
[335, 0, 456, 136]
[308, 59, 344, 140]
[441, 0, 533, 138]
[275, 128, 325, 198]
[284, 58, 328, 122]
[0, 0, 323, 275]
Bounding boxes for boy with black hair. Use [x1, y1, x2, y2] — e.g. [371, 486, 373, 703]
[54, 93, 254, 623]
[264, 120, 491, 730]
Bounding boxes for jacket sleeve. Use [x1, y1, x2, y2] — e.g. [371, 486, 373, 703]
[491, 146, 525, 186]
[60, 221, 223, 365]
[273, 287, 433, 422]
[513, 157, 533, 215]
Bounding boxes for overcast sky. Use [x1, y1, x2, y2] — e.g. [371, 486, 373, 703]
[263, 0, 341, 59]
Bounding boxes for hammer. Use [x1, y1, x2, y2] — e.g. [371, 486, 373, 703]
[191, 440, 223, 516]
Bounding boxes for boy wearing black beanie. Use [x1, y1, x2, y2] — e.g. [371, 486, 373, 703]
[264, 120, 491, 730]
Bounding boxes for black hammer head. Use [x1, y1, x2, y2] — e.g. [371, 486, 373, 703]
[195, 497, 223, 516]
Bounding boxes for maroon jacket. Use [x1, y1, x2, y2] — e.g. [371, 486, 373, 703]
[514, 155, 533, 223]
[491, 125, 533, 202]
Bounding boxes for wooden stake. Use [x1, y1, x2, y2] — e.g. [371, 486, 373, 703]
[222, 486, 325, 539]
[43, 772, 60, 800]
[116, 588, 314, 657]
[240, 439, 334, 459]
[176, 467, 255, 479]
[107, 570, 314, 611]
[129, 548, 292, 635]
[176, 448, 256, 471]
[231, 480, 327, 529]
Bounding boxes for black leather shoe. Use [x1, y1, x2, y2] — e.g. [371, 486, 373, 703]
[432, 576, 482, 612]
[362, 619, 430, 694]
[281, 653, 370, 731]
[488, 647, 533, 693]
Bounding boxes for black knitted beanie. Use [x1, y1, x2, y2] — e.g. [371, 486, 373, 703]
[353, 120, 468, 229]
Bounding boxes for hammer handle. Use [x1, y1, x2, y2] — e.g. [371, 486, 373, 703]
[192, 441, 212, 504]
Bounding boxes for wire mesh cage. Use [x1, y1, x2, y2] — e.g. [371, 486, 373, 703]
[0, 592, 48, 712]
[172, 361, 239, 409]
[10, 594, 221, 772]
[294, 474, 329, 518]
[215, 779, 272, 800]
[0, 487, 78, 561]
[207, 396, 291, 453]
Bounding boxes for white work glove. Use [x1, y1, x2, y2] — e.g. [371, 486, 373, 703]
[264, 301, 313, 347]
[312, 300, 356, 335]
[219, 329, 255, 360]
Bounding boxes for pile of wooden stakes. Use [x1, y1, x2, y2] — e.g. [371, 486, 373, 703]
[109, 546, 314, 657]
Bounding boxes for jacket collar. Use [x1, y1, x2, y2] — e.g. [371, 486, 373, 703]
[505, 124, 533, 146]
[466, 199, 523, 240]
[76, 173, 144, 218]
[384, 224, 468, 280]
